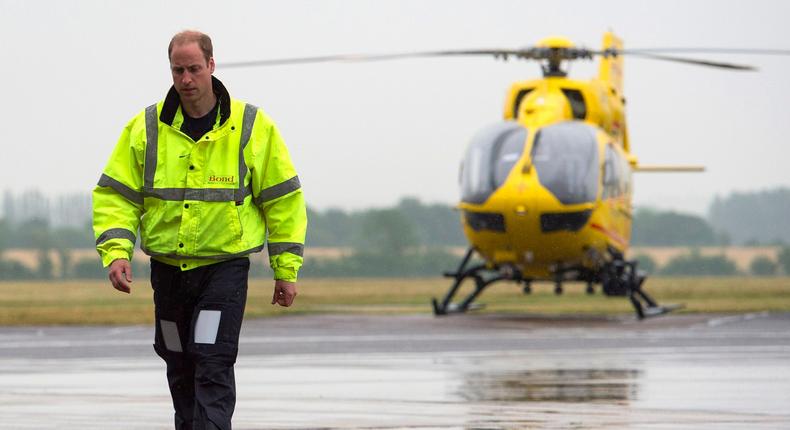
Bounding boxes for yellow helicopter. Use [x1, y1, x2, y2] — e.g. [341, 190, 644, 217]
[222, 33, 789, 318]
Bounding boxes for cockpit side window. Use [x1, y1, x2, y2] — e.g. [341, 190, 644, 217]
[603, 144, 632, 199]
[460, 122, 528, 204]
[602, 145, 620, 200]
[621, 154, 633, 196]
[531, 122, 599, 204]
[512, 88, 534, 119]
[560, 88, 587, 120]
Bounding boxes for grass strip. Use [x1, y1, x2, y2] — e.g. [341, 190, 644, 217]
[0, 277, 789, 325]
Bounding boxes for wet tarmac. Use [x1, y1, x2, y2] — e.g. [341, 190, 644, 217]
[1, 312, 789, 429]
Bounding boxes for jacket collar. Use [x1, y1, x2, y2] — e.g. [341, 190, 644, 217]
[160, 75, 231, 127]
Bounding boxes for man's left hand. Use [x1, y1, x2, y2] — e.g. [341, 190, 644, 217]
[272, 280, 297, 307]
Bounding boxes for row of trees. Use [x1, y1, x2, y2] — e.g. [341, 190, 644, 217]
[709, 187, 790, 244]
[2, 188, 790, 279]
[635, 249, 790, 277]
[0, 218, 94, 250]
[0, 217, 98, 280]
[307, 197, 466, 248]
[5, 247, 784, 280]
[298, 247, 790, 278]
[313, 187, 790, 247]
[310, 194, 790, 248]
[2, 250, 789, 280]
[2, 188, 790, 252]
[630, 208, 726, 246]
[0, 250, 151, 281]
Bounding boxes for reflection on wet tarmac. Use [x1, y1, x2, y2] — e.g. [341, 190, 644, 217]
[458, 369, 641, 403]
[1, 313, 789, 428]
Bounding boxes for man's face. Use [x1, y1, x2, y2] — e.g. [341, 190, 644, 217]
[169, 42, 215, 104]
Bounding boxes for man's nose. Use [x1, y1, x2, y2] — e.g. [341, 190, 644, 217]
[180, 73, 192, 85]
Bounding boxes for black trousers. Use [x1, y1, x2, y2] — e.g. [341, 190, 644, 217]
[151, 257, 249, 430]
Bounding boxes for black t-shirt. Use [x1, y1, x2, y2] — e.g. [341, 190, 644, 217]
[181, 102, 219, 141]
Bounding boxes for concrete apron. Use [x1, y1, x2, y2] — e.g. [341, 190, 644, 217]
[1, 345, 789, 429]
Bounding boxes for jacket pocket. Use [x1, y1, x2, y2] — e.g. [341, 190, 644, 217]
[141, 200, 183, 253]
[235, 204, 244, 239]
[195, 201, 244, 254]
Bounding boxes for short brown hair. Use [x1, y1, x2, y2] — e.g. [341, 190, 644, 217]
[168, 30, 213, 63]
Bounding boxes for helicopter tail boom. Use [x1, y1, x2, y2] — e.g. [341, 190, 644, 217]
[633, 165, 706, 172]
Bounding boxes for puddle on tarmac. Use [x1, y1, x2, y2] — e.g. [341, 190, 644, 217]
[457, 369, 641, 403]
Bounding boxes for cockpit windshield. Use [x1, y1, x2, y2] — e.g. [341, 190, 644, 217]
[530, 122, 599, 204]
[460, 122, 528, 204]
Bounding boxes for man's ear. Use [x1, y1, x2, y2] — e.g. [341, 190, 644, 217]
[208, 57, 215, 74]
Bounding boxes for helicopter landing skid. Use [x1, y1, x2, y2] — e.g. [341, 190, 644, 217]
[432, 248, 683, 319]
[432, 248, 507, 315]
[606, 259, 685, 319]
[628, 283, 684, 319]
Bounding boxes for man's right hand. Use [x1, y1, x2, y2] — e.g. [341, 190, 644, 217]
[108, 259, 133, 294]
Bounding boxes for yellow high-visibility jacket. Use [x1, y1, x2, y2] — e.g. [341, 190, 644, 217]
[93, 77, 306, 281]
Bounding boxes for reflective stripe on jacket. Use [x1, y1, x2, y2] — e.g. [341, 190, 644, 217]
[93, 77, 306, 280]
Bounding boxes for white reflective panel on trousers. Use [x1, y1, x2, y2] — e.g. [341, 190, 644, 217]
[194, 310, 221, 344]
[160, 320, 183, 352]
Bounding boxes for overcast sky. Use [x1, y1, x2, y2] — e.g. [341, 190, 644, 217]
[1, 0, 788, 215]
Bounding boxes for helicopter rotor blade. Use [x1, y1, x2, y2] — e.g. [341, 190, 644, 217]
[219, 49, 526, 68]
[598, 48, 790, 71]
[614, 51, 757, 71]
[620, 48, 790, 56]
[592, 48, 760, 71]
[221, 46, 790, 70]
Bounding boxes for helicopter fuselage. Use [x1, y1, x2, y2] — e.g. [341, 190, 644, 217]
[457, 74, 634, 281]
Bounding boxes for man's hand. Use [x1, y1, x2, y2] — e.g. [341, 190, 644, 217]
[271, 280, 297, 307]
[108, 259, 133, 294]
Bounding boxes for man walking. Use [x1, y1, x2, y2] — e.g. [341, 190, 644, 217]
[92, 30, 307, 429]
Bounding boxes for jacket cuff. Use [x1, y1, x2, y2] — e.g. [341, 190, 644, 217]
[101, 249, 132, 268]
[273, 266, 298, 282]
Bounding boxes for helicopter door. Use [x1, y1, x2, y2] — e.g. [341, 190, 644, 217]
[460, 122, 528, 204]
[530, 122, 599, 204]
